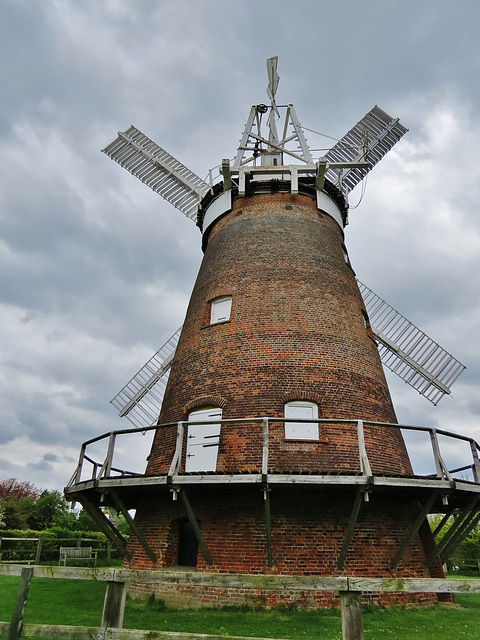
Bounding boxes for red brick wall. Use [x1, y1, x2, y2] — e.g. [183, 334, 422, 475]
[128, 578, 438, 609]
[146, 419, 411, 476]
[147, 191, 410, 476]
[126, 486, 440, 607]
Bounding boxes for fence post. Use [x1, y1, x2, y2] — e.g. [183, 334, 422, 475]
[262, 417, 269, 475]
[339, 591, 364, 640]
[357, 420, 372, 477]
[100, 433, 116, 479]
[34, 538, 43, 565]
[8, 566, 34, 640]
[74, 443, 86, 485]
[429, 429, 452, 480]
[168, 421, 185, 476]
[101, 580, 126, 629]
[470, 440, 480, 483]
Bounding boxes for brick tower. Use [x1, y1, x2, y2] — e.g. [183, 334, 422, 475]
[69, 59, 474, 609]
[118, 62, 443, 605]
[126, 185, 433, 605]
[147, 189, 410, 476]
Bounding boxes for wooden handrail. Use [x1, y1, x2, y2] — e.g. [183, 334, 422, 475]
[68, 417, 480, 487]
[2, 564, 480, 640]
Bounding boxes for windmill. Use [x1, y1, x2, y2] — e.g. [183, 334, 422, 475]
[66, 58, 479, 609]
[105, 58, 465, 429]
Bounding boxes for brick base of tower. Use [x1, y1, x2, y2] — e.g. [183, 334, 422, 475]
[125, 486, 445, 608]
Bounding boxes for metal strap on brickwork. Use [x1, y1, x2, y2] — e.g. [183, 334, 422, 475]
[358, 280, 466, 405]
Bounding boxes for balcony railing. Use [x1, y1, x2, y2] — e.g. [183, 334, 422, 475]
[66, 418, 480, 489]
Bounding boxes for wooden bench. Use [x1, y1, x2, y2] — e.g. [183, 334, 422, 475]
[58, 546, 97, 566]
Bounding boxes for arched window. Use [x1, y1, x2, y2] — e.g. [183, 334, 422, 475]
[185, 407, 222, 472]
[284, 401, 319, 440]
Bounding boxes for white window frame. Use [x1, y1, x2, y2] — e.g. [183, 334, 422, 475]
[284, 401, 319, 440]
[185, 407, 222, 472]
[210, 296, 232, 324]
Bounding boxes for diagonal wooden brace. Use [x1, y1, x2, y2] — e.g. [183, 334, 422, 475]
[337, 490, 364, 570]
[110, 490, 156, 564]
[78, 496, 128, 558]
[391, 493, 437, 569]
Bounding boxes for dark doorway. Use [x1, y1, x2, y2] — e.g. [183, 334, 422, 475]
[178, 518, 199, 567]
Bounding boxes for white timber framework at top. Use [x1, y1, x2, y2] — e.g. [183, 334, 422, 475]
[65, 416, 480, 572]
[101, 105, 408, 221]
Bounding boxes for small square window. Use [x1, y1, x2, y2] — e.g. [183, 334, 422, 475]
[210, 296, 232, 324]
[284, 401, 319, 440]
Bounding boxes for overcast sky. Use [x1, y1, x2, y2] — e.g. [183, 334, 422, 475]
[1, 0, 480, 491]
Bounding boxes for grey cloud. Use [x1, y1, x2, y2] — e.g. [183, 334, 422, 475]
[31, 460, 54, 472]
[1, 0, 479, 490]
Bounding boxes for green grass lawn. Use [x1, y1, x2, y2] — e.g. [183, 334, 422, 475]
[125, 598, 341, 639]
[363, 594, 479, 639]
[1, 574, 479, 639]
[0, 575, 106, 627]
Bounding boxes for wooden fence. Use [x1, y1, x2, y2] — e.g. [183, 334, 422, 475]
[1, 564, 480, 640]
[0, 538, 114, 566]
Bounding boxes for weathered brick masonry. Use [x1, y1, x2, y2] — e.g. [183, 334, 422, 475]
[127, 188, 443, 607]
[156, 194, 397, 425]
[148, 193, 410, 475]
[131, 488, 433, 575]
[127, 486, 441, 607]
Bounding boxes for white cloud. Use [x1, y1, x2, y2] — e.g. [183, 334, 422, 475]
[346, 95, 480, 448]
[0, 436, 79, 491]
[1, 0, 480, 491]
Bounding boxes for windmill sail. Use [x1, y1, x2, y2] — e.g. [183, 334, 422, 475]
[110, 326, 182, 428]
[102, 126, 209, 220]
[358, 281, 466, 405]
[325, 106, 408, 193]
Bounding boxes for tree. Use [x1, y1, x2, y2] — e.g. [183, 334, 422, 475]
[0, 480, 75, 531]
[429, 514, 480, 572]
[0, 478, 40, 501]
[74, 507, 101, 532]
[0, 496, 36, 529]
[28, 490, 75, 530]
[0, 478, 40, 529]
[455, 523, 480, 571]
[0, 478, 128, 536]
